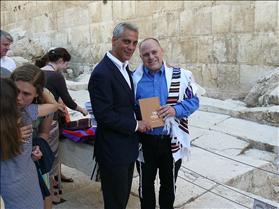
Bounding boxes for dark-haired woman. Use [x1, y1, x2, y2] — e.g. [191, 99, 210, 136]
[35, 48, 88, 203]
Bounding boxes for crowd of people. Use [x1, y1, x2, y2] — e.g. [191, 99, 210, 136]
[1, 22, 199, 209]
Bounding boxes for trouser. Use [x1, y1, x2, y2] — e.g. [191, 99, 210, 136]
[136, 134, 182, 209]
[99, 162, 135, 209]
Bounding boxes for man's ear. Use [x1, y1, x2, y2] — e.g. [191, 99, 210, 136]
[112, 37, 117, 47]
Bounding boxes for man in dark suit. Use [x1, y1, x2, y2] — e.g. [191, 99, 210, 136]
[88, 22, 151, 209]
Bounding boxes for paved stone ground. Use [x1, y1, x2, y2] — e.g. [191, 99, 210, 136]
[1, 93, 278, 209]
[53, 107, 278, 209]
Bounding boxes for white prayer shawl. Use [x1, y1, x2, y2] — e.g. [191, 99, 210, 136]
[133, 63, 198, 162]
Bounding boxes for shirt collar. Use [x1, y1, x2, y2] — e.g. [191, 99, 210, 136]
[107, 51, 129, 70]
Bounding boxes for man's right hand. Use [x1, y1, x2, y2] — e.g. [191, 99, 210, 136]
[137, 120, 152, 133]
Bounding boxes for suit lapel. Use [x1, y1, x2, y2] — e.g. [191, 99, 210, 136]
[105, 56, 134, 103]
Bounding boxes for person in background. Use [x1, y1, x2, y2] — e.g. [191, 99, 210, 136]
[0, 30, 16, 73]
[133, 38, 199, 209]
[88, 22, 151, 209]
[35, 47, 88, 204]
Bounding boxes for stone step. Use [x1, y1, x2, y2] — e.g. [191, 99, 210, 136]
[190, 111, 279, 154]
[199, 96, 279, 126]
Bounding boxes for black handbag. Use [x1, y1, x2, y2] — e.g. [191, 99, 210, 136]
[33, 136, 55, 174]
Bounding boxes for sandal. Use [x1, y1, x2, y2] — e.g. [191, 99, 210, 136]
[52, 197, 66, 205]
[52, 191, 66, 205]
[55, 175, 74, 183]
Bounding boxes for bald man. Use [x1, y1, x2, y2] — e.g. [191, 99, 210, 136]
[133, 38, 199, 209]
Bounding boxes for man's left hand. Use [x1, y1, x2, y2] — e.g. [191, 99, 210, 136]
[157, 105, 176, 120]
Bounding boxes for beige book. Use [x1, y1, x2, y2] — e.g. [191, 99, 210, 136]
[139, 97, 164, 128]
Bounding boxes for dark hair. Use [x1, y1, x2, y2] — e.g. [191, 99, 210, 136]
[10, 64, 46, 104]
[0, 78, 22, 161]
[35, 47, 71, 68]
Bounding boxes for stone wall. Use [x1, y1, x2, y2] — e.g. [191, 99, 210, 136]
[1, 1, 278, 99]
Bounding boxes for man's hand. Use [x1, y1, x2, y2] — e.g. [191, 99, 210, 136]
[157, 105, 176, 120]
[32, 146, 42, 161]
[20, 125, 33, 142]
[137, 120, 152, 133]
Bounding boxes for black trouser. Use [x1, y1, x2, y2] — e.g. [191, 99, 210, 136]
[136, 134, 182, 209]
[99, 162, 134, 209]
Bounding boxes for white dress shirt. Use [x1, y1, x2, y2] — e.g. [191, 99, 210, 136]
[106, 51, 131, 88]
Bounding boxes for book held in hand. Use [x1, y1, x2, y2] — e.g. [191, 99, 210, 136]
[139, 97, 164, 128]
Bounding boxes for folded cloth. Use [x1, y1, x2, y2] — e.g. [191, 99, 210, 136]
[62, 127, 96, 142]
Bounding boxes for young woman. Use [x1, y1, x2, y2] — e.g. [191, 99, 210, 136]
[0, 65, 61, 209]
[36, 47, 88, 203]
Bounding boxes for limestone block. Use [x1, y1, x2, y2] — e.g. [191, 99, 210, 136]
[263, 32, 279, 65]
[152, 12, 168, 38]
[193, 7, 212, 35]
[158, 38, 173, 64]
[184, 1, 213, 10]
[30, 14, 56, 33]
[152, 12, 180, 37]
[130, 17, 152, 39]
[167, 12, 180, 37]
[217, 64, 240, 90]
[112, 1, 135, 20]
[1, 11, 16, 26]
[33, 1, 53, 17]
[185, 64, 203, 86]
[171, 38, 197, 63]
[239, 65, 276, 92]
[244, 70, 279, 107]
[197, 36, 214, 63]
[59, 7, 89, 29]
[88, 2, 102, 23]
[10, 36, 44, 60]
[212, 5, 231, 34]
[237, 34, 264, 65]
[89, 22, 113, 45]
[180, 9, 194, 35]
[32, 32, 53, 50]
[52, 30, 69, 47]
[201, 64, 218, 89]
[101, 1, 113, 22]
[255, 1, 277, 32]
[162, 1, 184, 12]
[135, 1, 156, 17]
[231, 3, 254, 33]
[111, 1, 122, 20]
[213, 35, 238, 64]
[68, 25, 90, 47]
[72, 7, 90, 27]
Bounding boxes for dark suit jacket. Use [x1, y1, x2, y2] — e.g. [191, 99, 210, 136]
[88, 54, 138, 166]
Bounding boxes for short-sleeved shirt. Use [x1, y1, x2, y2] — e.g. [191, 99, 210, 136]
[0, 104, 44, 209]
